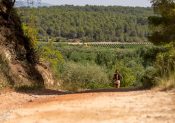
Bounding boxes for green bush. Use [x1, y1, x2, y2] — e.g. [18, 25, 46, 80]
[95, 50, 116, 69]
[40, 44, 152, 89]
[151, 45, 175, 89]
[69, 51, 96, 63]
[137, 46, 167, 67]
[155, 47, 175, 76]
[57, 45, 147, 88]
[114, 61, 137, 87]
[37, 41, 64, 76]
[60, 62, 110, 91]
[141, 66, 158, 88]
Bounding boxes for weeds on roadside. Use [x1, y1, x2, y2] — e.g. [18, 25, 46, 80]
[157, 72, 175, 90]
[14, 83, 44, 92]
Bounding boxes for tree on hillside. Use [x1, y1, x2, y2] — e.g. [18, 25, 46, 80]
[18, 6, 152, 42]
[149, 0, 175, 45]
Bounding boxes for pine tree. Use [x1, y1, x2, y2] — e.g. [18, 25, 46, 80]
[149, 0, 175, 45]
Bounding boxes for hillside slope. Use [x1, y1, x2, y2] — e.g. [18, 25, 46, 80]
[0, 0, 54, 87]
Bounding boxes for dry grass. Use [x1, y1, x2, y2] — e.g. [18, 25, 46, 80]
[0, 68, 10, 89]
[157, 72, 175, 90]
[0, 55, 10, 89]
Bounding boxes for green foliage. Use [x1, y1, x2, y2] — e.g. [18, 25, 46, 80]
[141, 66, 158, 88]
[38, 41, 64, 74]
[17, 6, 153, 42]
[21, 13, 41, 63]
[149, 0, 175, 45]
[95, 51, 116, 69]
[115, 60, 144, 87]
[60, 62, 110, 91]
[147, 0, 175, 89]
[21, 11, 39, 48]
[138, 46, 167, 67]
[155, 45, 175, 76]
[22, 24, 38, 48]
[55, 45, 147, 89]
[137, 45, 175, 89]
[69, 50, 96, 63]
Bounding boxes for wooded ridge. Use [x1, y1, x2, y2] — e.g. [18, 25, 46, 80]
[17, 5, 154, 42]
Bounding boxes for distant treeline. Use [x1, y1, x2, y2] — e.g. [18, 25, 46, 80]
[18, 5, 154, 42]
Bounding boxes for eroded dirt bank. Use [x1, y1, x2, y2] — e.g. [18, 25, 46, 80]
[0, 89, 175, 123]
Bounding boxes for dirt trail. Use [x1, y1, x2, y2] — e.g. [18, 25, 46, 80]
[0, 88, 175, 123]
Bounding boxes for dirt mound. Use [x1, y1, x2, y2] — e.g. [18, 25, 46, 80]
[0, 0, 54, 86]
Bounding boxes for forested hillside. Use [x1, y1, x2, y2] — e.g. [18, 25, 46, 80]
[17, 5, 154, 42]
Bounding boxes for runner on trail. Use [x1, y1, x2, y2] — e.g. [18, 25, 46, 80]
[113, 70, 123, 88]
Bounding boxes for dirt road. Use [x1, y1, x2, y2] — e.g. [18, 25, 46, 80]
[0, 88, 175, 123]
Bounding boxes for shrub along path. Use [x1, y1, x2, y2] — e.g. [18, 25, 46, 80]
[0, 88, 175, 123]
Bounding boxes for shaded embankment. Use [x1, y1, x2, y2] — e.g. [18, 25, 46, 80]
[0, 0, 54, 86]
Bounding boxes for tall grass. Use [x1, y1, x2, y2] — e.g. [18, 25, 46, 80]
[157, 72, 175, 90]
[155, 46, 175, 90]
[0, 73, 9, 89]
[0, 55, 11, 89]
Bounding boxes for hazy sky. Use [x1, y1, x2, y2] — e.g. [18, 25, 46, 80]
[42, 0, 151, 7]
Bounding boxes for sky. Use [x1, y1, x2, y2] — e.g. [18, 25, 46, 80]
[42, 0, 152, 7]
